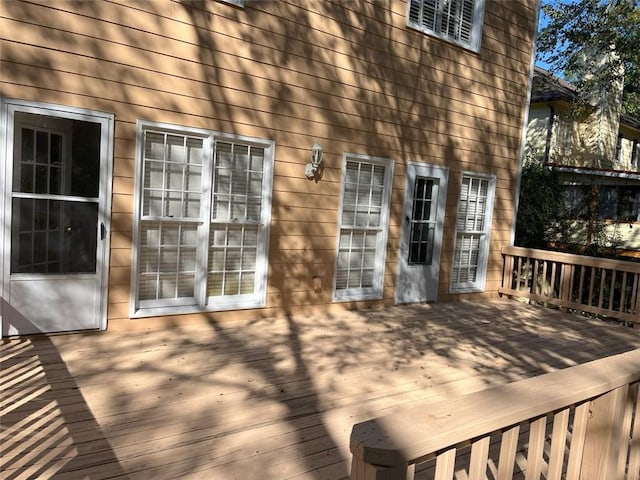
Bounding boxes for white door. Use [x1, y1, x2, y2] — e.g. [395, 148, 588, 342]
[1, 102, 113, 336]
[396, 163, 448, 304]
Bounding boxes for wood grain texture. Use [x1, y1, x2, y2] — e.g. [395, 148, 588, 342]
[3, 299, 640, 479]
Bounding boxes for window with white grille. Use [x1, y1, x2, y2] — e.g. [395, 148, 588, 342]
[450, 172, 495, 293]
[333, 155, 393, 302]
[131, 122, 273, 317]
[407, 0, 484, 51]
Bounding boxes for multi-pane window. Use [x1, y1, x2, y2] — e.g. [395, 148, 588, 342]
[560, 184, 590, 219]
[562, 184, 640, 222]
[334, 155, 393, 302]
[408, 177, 437, 265]
[137, 132, 204, 306]
[407, 0, 484, 51]
[450, 172, 495, 292]
[597, 185, 640, 222]
[132, 122, 273, 316]
[208, 142, 265, 298]
[632, 140, 639, 168]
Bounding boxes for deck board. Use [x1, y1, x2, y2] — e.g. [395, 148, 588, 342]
[2, 299, 640, 479]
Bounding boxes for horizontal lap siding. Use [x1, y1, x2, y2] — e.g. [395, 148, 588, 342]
[0, 0, 536, 328]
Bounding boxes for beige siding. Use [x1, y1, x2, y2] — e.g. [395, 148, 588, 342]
[525, 105, 551, 160]
[537, 104, 640, 171]
[1, 0, 536, 329]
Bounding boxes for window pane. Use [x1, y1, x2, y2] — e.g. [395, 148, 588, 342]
[335, 158, 391, 299]
[142, 131, 203, 219]
[11, 198, 97, 274]
[451, 174, 493, 291]
[138, 222, 197, 301]
[213, 141, 264, 222]
[208, 225, 258, 297]
[408, 0, 479, 47]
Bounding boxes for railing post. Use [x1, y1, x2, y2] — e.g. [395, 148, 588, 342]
[579, 385, 628, 480]
[559, 263, 572, 311]
[501, 253, 514, 295]
[350, 456, 414, 480]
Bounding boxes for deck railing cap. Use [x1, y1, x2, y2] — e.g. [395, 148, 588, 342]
[350, 349, 640, 467]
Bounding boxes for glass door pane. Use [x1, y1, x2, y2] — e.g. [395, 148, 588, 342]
[11, 198, 98, 274]
[11, 113, 101, 275]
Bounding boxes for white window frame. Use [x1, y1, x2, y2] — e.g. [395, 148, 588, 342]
[219, 0, 245, 7]
[449, 171, 496, 293]
[130, 120, 274, 318]
[406, 0, 485, 52]
[615, 134, 624, 163]
[333, 153, 394, 302]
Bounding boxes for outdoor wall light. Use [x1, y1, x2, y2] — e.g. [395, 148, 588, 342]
[305, 142, 323, 180]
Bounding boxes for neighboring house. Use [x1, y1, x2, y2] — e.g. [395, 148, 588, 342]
[525, 67, 640, 253]
[0, 0, 538, 336]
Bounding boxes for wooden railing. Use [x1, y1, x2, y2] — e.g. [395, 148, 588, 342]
[499, 246, 640, 325]
[350, 349, 640, 479]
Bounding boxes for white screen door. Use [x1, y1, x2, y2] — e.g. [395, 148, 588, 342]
[396, 163, 448, 304]
[1, 102, 113, 336]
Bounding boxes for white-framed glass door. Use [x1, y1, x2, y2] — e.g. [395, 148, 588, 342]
[396, 163, 448, 304]
[1, 100, 113, 336]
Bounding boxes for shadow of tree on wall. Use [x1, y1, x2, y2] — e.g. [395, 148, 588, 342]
[0, 0, 543, 478]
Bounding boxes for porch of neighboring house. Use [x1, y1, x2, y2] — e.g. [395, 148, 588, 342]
[2, 297, 640, 480]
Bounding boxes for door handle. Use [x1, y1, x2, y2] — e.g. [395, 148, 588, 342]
[100, 222, 106, 240]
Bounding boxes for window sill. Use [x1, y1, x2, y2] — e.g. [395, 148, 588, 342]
[406, 23, 480, 53]
[130, 297, 265, 318]
[332, 289, 383, 303]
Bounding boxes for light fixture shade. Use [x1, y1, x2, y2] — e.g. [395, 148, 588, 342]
[305, 142, 324, 179]
[311, 142, 323, 167]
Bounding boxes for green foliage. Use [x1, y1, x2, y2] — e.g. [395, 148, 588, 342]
[516, 155, 625, 256]
[537, 0, 640, 116]
[515, 153, 562, 248]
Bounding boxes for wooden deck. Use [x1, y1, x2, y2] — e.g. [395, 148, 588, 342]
[2, 298, 640, 480]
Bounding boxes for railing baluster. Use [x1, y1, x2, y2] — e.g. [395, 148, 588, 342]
[588, 267, 596, 309]
[621, 271, 629, 314]
[578, 265, 586, 306]
[525, 416, 547, 480]
[617, 382, 638, 478]
[631, 273, 640, 319]
[560, 263, 572, 308]
[469, 436, 490, 480]
[497, 425, 520, 480]
[598, 268, 606, 309]
[566, 402, 590, 480]
[627, 383, 640, 480]
[516, 257, 524, 292]
[434, 448, 456, 480]
[608, 269, 617, 314]
[547, 408, 570, 480]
